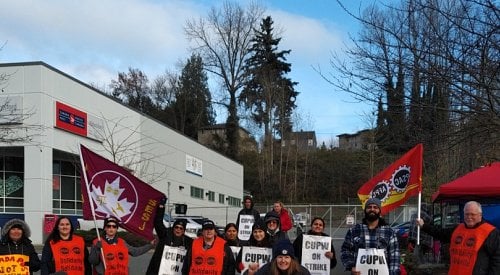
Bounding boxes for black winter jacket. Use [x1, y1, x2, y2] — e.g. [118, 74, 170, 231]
[0, 218, 41, 275]
[146, 204, 193, 275]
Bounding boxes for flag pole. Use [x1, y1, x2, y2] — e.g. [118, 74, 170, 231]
[417, 192, 421, 245]
[79, 144, 106, 269]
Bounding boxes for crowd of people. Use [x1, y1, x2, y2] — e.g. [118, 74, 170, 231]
[0, 197, 499, 274]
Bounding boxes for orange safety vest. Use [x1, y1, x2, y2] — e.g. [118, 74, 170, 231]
[51, 235, 86, 275]
[448, 222, 495, 275]
[189, 237, 226, 275]
[93, 238, 129, 275]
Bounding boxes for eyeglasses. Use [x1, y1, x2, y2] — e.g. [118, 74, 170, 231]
[465, 213, 481, 217]
[174, 226, 185, 230]
[106, 224, 117, 228]
[268, 220, 278, 224]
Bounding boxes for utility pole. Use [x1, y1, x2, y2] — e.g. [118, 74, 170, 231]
[167, 181, 171, 219]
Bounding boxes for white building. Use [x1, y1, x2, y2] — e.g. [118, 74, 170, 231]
[0, 62, 243, 244]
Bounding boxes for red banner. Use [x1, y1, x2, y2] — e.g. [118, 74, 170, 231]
[80, 145, 165, 240]
[358, 144, 423, 215]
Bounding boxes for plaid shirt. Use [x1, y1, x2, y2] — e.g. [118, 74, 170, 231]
[341, 219, 400, 275]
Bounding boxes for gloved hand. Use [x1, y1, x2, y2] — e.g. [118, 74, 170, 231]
[95, 240, 102, 249]
[159, 196, 167, 205]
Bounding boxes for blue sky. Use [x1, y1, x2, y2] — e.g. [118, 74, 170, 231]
[0, 0, 380, 146]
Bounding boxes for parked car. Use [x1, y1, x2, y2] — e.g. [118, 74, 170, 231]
[391, 221, 411, 248]
[77, 218, 125, 232]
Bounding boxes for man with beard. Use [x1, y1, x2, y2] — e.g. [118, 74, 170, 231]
[341, 198, 400, 275]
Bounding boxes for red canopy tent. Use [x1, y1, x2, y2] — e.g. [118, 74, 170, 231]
[432, 162, 500, 202]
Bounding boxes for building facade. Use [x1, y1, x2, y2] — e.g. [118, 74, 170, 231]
[337, 129, 373, 150]
[0, 62, 243, 244]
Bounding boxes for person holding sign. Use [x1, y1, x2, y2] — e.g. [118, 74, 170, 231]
[236, 220, 272, 273]
[89, 217, 155, 275]
[249, 240, 311, 275]
[147, 197, 193, 275]
[182, 220, 236, 275]
[341, 198, 400, 275]
[293, 217, 337, 274]
[237, 196, 261, 242]
[0, 218, 41, 275]
[417, 201, 500, 274]
[41, 216, 91, 275]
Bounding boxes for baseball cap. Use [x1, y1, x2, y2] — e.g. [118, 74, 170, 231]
[202, 220, 215, 230]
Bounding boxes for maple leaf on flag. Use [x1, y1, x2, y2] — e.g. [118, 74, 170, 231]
[80, 145, 165, 240]
[91, 176, 135, 220]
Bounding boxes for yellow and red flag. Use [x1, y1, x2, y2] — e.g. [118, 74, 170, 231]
[358, 143, 423, 215]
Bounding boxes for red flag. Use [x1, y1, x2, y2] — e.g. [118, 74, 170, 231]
[358, 143, 423, 215]
[80, 145, 165, 240]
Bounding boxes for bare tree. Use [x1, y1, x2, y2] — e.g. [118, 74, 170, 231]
[185, 1, 264, 159]
[0, 68, 44, 144]
[324, 0, 499, 180]
[88, 115, 170, 185]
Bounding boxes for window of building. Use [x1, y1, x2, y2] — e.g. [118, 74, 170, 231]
[53, 158, 82, 215]
[308, 139, 314, 146]
[0, 149, 24, 213]
[218, 194, 225, 204]
[190, 186, 204, 199]
[206, 191, 215, 201]
[226, 196, 241, 207]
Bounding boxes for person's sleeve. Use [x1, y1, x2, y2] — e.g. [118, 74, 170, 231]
[330, 240, 337, 269]
[486, 228, 500, 271]
[280, 210, 293, 232]
[292, 234, 303, 263]
[253, 209, 261, 223]
[340, 228, 355, 271]
[88, 240, 101, 265]
[235, 246, 244, 272]
[155, 203, 168, 238]
[40, 241, 53, 275]
[421, 223, 455, 243]
[125, 240, 154, 256]
[84, 243, 92, 275]
[236, 211, 242, 228]
[222, 244, 236, 275]
[181, 241, 193, 275]
[387, 229, 400, 275]
[28, 243, 41, 272]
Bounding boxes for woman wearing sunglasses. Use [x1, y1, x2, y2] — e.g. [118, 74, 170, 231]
[89, 217, 155, 275]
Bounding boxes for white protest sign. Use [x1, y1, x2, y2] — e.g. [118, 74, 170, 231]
[301, 235, 331, 275]
[355, 248, 389, 275]
[241, 246, 272, 273]
[158, 245, 187, 275]
[238, 214, 255, 241]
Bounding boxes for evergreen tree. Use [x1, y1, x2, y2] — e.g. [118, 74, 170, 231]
[172, 54, 215, 139]
[240, 16, 298, 141]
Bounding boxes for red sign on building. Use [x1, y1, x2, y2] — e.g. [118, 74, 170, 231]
[55, 101, 87, 136]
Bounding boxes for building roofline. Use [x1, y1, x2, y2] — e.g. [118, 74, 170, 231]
[0, 61, 243, 164]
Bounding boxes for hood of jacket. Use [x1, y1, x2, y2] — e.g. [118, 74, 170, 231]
[2, 218, 31, 239]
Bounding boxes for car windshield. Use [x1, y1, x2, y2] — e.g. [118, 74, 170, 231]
[192, 218, 207, 224]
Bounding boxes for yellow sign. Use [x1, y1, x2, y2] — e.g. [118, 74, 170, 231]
[0, 254, 29, 275]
